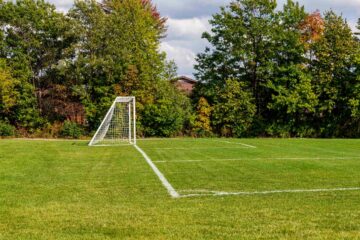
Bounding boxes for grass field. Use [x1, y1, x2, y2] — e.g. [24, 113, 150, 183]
[1, 138, 360, 239]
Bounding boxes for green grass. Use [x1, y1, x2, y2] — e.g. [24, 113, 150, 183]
[1, 138, 360, 239]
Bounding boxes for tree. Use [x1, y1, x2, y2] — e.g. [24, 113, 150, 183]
[192, 97, 212, 136]
[299, 11, 325, 54]
[141, 82, 192, 137]
[355, 18, 360, 38]
[68, 0, 171, 130]
[310, 11, 359, 137]
[194, 0, 359, 137]
[0, 60, 19, 115]
[0, 0, 76, 129]
[195, 0, 277, 115]
[347, 20, 360, 136]
[266, 1, 318, 137]
[212, 79, 256, 137]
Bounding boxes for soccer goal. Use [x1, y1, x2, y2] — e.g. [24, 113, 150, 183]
[89, 97, 136, 146]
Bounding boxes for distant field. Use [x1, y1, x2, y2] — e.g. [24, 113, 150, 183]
[1, 138, 360, 239]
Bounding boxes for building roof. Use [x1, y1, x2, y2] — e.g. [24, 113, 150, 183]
[174, 76, 197, 94]
[175, 76, 197, 84]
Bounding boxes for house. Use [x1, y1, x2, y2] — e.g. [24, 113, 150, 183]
[174, 76, 197, 94]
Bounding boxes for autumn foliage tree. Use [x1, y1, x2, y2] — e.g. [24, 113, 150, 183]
[0, 60, 19, 115]
[299, 11, 325, 49]
[193, 97, 212, 136]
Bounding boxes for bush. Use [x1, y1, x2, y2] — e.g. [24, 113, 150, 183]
[265, 123, 291, 138]
[33, 122, 63, 138]
[60, 121, 83, 139]
[142, 100, 185, 137]
[212, 79, 256, 137]
[0, 121, 15, 137]
[140, 80, 193, 137]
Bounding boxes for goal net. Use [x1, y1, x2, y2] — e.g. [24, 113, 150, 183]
[89, 97, 136, 146]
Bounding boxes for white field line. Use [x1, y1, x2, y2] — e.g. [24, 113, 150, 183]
[137, 138, 197, 141]
[143, 147, 250, 150]
[134, 145, 180, 198]
[154, 160, 205, 163]
[211, 140, 257, 148]
[9, 138, 89, 142]
[179, 187, 360, 198]
[153, 156, 360, 163]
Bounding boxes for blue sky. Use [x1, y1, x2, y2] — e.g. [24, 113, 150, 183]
[51, 0, 360, 77]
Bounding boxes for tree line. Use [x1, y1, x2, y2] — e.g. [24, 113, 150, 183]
[0, 0, 191, 137]
[0, 0, 359, 138]
[194, 0, 360, 138]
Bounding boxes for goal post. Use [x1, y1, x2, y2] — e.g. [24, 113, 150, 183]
[89, 96, 136, 146]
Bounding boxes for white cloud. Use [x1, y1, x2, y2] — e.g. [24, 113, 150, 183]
[153, 0, 229, 18]
[161, 17, 212, 76]
[166, 17, 211, 41]
[50, 0, 73, 11]
[160, 42, 197, 77]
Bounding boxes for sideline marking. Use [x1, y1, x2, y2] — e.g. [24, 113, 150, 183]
[179, 187, 360, 198]
[153, 156, 360, 163]
[134, 145, 180, 198]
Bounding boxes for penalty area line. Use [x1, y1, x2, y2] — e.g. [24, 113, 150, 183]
[179, 187, 360, 198]
[211, 140, 257, 148]
[134, 145, 180, 198]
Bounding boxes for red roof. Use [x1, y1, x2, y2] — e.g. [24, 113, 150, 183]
[174, 76, 197, 94]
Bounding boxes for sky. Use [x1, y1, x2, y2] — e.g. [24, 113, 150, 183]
[50, 0, 360, 77]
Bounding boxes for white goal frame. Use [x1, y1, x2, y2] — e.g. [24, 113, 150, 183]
[89, 96, 136, 146]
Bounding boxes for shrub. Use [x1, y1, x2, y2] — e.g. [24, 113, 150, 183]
[60, 121, 83, 139]
[140, 80, 193, 137]
[33, 122, 63, 138]
[212, 79, 256, 137]
[265, 123, 291, 138]
[0, 121, 15, 137]
[142, 100, 185, 137]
